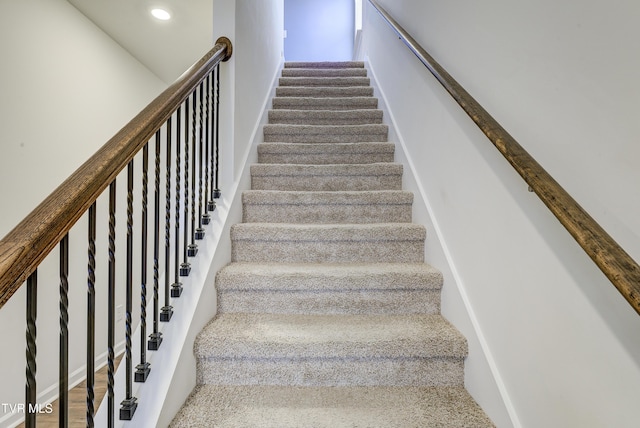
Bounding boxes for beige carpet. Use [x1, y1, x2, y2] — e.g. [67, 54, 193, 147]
[170, 61, 494, 427]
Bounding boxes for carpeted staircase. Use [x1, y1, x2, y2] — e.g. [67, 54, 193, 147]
[171, 62, 494, 427]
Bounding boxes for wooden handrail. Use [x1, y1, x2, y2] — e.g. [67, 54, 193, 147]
[0, 37, 233, 309]
[368, 0, 640, 315]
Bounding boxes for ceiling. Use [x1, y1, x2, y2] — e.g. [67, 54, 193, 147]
[67, 0, 213, 84]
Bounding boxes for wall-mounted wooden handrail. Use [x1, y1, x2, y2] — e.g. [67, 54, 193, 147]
[0, 37, 233, 309]
[368, 0, 640, 315]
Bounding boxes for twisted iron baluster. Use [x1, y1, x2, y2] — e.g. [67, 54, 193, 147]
[156, 120, 171, 328]
[213, 65, 221, 199]
[87, 203, 97, 427]
[208, 70, 217, 210]
[136, 143, 151, 381]
[181, 99, 193, 273]
[107, 181, 116, 428]
[120, 161, 138, 420]
[203, 74, 213, 221]
[166, 112, 181, 306]
[195, 82, 205, 239]
[187, 93, 199, 256]
[25, 270, 37, 428]
[59, 234, 69, 426]
[173, 105, 186, 292]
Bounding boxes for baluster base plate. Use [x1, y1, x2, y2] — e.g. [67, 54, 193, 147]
[207, 201, 217, 212]
[202, 214, 211, 225]
[135, 363, 151, 383]
[160, 306, 174, 322]
[195, 228, 205, 240]
[187, 245, 198, 257]
[120, 397, 138, 420]
[171, 282, 184, 297]
[180, 263, 191, 277]
[148, 332, 163, 350]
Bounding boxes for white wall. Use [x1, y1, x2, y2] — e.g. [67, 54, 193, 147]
[0, 0, 166, 425]
[234, 0, 286, 178]
[284, 0, 354, 61]
[363, 0, 640, 427]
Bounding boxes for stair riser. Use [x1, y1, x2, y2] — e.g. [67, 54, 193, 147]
[197, 358, 464, 387]
[251, 175, 402, 192]
[243, 203, 412, 224]
[264, 124, 388, 139]
[281, 68, 368, 77]
[218, 290, 441, 315]
[263, 133, 388, 144]
[258, 151, 394, 165]
[272, 97, 378, 110]
[285, 61, 365, 69]
[268, 111, 383, 125]
[231, 240, 424, 263]
[279, 77, 370, 87]
[276, 87, 374, 97]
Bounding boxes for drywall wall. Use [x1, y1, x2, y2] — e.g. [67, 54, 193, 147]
[284, 0, 354, 61]
[363, 0, 640, 427]
[0, 0, 166, 425]
[233, 0, 285, 178]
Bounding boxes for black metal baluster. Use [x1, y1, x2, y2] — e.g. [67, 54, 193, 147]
[167, 111, 181, 306]
[196, 82, 205, 240]
[188, 93, 199, 256]
[181, 99, 193, 274]
[203, 74, 213, 223]
[208, 70, 217, 212]
[87, 203, 96, 428]
[213, 65, 221, 199]
[107, 181, 116, 428]
[25, 270, 37, 428]
[154, 122, 170, 332]
[59, 233, 69, 427]
[120, 161, 138, 420]
[173, 106, 186, 293]
[136, 143, 151, 381]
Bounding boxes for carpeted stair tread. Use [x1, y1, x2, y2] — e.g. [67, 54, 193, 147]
[279, 77, 370, 87]
[231, 222, 425, 241]
[230, 223, 425, 263]
[251, 163, 403, 191]
[242, 190, 412, 223]
[264, 124, 388, 143]
[217, 262, 441, 291]
[257, 142, 395, 164]
[268, 109, 383, 125]
[276, 86, 374, 98]
[215, 262, 442, 315]
[285, 61, 365, 69]
[170, 385, 495, 428]
[272, 96, 379, 110]
[194, 312, 467, 359]
[282, 68, 368, 77]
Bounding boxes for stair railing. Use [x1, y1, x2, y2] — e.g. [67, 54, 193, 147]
[367, 0, 640, 315]
[0, 36, 232, 427]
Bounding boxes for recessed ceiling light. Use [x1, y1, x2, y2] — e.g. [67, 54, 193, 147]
[151, 8, 171, 21]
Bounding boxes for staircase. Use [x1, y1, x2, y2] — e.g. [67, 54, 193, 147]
[170, 62, 494, 427]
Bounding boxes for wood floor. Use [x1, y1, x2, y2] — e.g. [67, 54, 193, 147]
[17, 355, 122, 428]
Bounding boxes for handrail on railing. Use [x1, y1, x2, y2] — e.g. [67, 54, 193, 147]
[0, 36, 232, 427]
[0, 37, 232, 309]
[367, 0, 640, 315]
